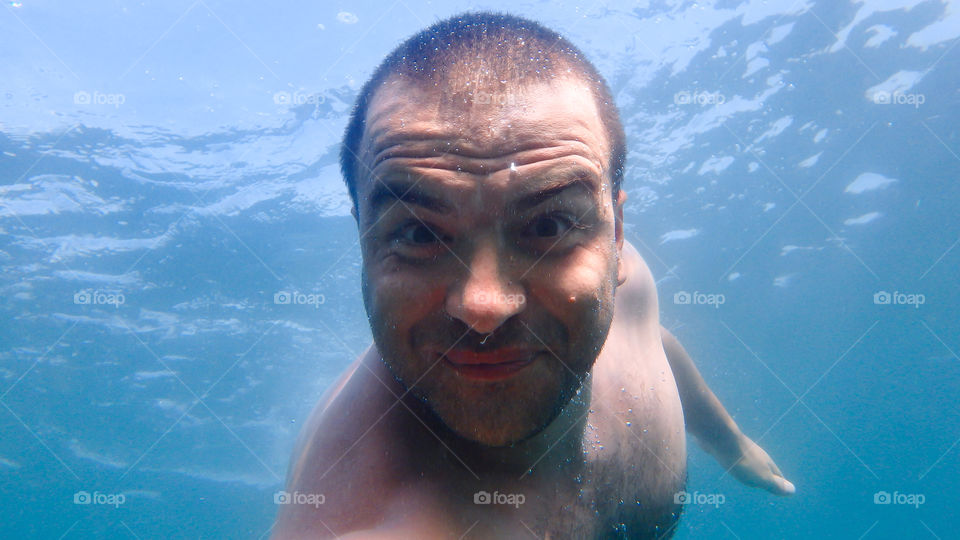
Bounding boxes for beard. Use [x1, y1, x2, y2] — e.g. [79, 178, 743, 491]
[421, 349, 581, 446]
[366, 298, 612, 447]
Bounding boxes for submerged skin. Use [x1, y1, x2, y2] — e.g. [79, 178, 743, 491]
[661, 328, 795, 496]
[276, 242, 685, 539]
[274, 75, 791, 539]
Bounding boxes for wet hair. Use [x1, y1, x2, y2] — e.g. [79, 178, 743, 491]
[339, 11, 626, 214]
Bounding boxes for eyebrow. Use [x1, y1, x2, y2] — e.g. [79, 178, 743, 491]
[368, 179, 453, 217]
[514, 177, 596, 212]
[366, 170, 598, 218]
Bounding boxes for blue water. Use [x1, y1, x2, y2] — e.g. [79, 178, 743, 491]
[2, 1, 958, 538]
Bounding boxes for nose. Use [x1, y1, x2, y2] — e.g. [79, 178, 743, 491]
[446, 240, 526, 335]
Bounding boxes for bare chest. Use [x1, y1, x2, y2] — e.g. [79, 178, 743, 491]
[409, 349, 686, 538]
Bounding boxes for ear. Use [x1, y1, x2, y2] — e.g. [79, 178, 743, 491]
[351, 203, 359, 223]
[615, 189, 627, 286]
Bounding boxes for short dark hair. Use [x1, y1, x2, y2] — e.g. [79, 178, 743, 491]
[339, 11, 626, 214]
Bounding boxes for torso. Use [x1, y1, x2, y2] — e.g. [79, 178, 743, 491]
[275, 249, 686, 539]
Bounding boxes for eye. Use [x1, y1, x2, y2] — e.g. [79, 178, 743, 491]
[396, 221, 444, 246]
[525, 214, 575, 238]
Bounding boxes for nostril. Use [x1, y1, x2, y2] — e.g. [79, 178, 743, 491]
[445, 285, 525, 336]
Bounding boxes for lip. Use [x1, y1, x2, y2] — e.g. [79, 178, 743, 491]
[440, 348, 537, 382]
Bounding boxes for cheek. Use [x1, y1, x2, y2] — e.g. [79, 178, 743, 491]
[529, 248, 617, 318]
[365, 263, 447, 338]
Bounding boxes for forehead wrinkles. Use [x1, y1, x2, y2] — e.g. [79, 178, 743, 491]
[361, 78, 609, 176]
[370, 143, 603, 181]
[361, 79, 524, 156]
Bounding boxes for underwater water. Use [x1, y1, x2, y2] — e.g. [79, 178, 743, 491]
[1, 0, 958, 538]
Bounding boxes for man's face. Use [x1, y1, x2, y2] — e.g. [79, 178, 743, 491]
[355, 76, 625, 446]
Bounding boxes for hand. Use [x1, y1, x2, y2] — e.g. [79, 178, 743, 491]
[726, 435, 795, 496]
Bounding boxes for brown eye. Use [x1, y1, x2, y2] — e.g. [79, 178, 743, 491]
[525, 214, 574, 238]
[400, 222, 441, 245]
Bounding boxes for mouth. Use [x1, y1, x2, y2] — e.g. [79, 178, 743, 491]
[440, 348, 537, 382]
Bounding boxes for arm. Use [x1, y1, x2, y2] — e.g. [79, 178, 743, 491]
[661, 326, 795, 496]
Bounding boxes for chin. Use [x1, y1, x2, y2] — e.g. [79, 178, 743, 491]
[450, 414, 545, 447]
[428, 393, 549, 447]
[443, 414, 546, 448]
[427, 367, 579, 448]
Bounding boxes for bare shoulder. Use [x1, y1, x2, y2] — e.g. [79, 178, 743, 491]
[614, 240, 660, 333]
[284, 347, 381, 486]
[274, 347, 419, 538]
[284, 355, 363, 478]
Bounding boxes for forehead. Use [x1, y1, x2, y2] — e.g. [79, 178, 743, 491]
[359, 76, 609, 170]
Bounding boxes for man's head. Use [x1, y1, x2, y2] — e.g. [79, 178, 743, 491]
[341, 11, 625, 214]
[342, 12, 628, 446]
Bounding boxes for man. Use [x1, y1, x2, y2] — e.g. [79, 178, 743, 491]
[274, 12, 793, 539]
